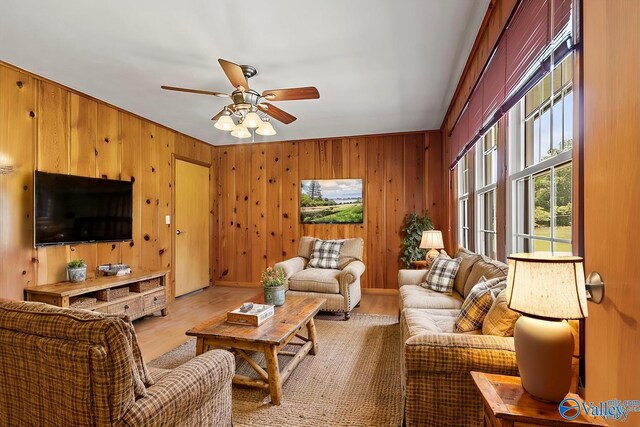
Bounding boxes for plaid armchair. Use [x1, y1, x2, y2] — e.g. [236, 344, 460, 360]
[0, 301, 234, 427]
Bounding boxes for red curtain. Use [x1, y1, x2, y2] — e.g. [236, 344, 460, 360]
[481, 39, 506, 124]
[449, 0, 573, 169]
[505, 0, 550, 95]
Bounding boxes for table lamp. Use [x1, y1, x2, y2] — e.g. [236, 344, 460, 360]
[506, 254, 589, 402]
[419, 230, 444, 263]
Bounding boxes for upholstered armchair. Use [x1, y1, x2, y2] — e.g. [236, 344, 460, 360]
[275, 236, 365, 320]
[0, 301, 234, 427]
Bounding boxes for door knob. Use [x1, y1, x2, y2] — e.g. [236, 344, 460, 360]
[176, 229, 186, 235]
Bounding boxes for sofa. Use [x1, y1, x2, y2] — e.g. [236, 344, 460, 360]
[0, 301, 234, 427]
[398, 248, 518, 427]
[276, 236, 365, 320]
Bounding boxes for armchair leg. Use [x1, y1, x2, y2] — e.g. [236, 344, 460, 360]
[344, 312, 351, 321]
[355, 302, 361, 308]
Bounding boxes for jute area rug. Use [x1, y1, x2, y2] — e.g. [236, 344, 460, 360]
[149, 313, 402, 427]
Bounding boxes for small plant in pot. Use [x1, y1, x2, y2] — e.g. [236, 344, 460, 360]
[261, 266, 287, 306]
[67, 259, 87, 283]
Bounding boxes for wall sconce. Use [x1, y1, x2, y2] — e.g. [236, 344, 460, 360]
[585, 271, 604, 303]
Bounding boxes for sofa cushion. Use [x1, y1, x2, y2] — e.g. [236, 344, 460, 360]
[297, 236, 316, 259]
[483, 289, 521, 337]
[453, 248, 483, 296]
[455, 277, 506, 332]
[307, 239, 345, 269]
[403, 308, 462, 336]
[422, 255, 461, 295]
[400, 285, 464, 310]
[463, 257, 509, 297]
[337, 238, 364, 269]
[289, 268, 341, 294]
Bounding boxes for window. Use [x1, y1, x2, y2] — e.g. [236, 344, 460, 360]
[509, 54, 573, 254]
[457, 153, 470, 249]
[476, 124, 498, 258]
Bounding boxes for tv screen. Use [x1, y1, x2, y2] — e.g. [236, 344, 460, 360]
[34, 171, 133, 246]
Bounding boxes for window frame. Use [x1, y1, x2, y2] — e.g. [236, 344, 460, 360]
[475, 124, 498, 258]
[507, 55, 574, 255]
[457, 153, 470, 249]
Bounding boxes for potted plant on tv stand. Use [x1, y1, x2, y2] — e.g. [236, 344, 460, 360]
[67, 259, 87, 283]
[261, 266, 287, 306]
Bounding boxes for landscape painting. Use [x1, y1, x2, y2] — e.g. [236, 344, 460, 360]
[300, 179, 363, 224]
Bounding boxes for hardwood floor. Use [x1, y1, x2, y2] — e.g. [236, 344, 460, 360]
[135, 285, 399, 362]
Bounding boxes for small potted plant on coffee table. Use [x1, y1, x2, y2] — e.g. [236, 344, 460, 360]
[261, 266, 287, 306]
[67, 259, 87, 283]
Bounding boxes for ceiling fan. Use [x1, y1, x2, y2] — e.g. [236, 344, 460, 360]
[161, 58, 320, 138]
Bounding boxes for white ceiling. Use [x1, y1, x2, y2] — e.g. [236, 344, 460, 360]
[0, 0, 488, 145]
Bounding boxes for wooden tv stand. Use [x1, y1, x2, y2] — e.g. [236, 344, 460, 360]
[24, 270, 169, 321]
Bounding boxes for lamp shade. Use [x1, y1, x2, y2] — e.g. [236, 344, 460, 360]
[230, 124, 251, 138]
[214, 115, 235, 131]
[256, 121, 276, 136]
[419, 230, 444, 250]
[243, 112, 263, 129]
[506, 254, 588, 319]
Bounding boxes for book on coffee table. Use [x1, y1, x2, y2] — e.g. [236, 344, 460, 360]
[227, 303, 275, 326]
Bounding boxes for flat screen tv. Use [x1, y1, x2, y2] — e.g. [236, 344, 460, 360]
[34, 171, 133, 246]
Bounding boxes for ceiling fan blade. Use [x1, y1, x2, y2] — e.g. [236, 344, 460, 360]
[218, 58, 249, 91]
[262, 103, 297, 124]
[161, 85, 228, 97]
[262, 87, 320, 101]
[211, 105, 235, 121]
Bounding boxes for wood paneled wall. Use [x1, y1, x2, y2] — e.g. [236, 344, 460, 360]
[0, 62, 214, 301]
[583, 0, 640, 421]
[212, 132, 443, 290]
[0, 61, 443, 298]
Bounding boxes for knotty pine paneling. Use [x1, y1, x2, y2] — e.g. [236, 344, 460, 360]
[0, 61, 214, 300]
[0, 67, 37, 296]
[214, 131, 443, 290]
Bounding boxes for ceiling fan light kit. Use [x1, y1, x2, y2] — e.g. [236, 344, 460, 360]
[230, 123, 252, 139]
[161, 58, 319, 140]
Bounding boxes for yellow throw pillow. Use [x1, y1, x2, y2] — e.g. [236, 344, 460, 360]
[482, 289, 521, 337]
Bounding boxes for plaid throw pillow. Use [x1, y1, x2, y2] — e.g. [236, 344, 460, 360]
[307, 239, 345, 269]
[455, 277, 506, 332]
[422, 255, 461, 295]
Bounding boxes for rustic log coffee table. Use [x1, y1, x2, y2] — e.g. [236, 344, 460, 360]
[186, 296, 325, 405]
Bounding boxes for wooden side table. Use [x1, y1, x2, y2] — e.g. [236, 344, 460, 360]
[471, 372, 608, 427]
[410, 260, 429, 269]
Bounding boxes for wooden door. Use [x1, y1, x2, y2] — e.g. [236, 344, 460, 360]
[174, 158, 210, 297]
[583, 1, 640, 423]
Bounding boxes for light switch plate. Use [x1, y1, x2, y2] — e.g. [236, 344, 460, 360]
[165, 215, 171, 225]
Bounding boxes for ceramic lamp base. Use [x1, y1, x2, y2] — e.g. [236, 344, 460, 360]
[514, 316, 574, 402]
[425, 248, 440, 262]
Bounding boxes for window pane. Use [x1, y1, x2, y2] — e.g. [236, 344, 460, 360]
[484, 148, 496, 187]
[534, 172, 551, 238]
[533, 239, 552, 253]
[540, 107, 551, 161]
[484, 232, 497, 259]
[515, 177, 530, 235]
[483, 191, 496, 231]
[525, 117, 535, 168]
[563, 90, 573, 150]
[553, 241, 572, 255]
[552, 97, 563, 153]
[554, 163, 572, 241]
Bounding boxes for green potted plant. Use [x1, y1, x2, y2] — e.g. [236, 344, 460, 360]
[67, 259, 87, 283]
[400, 212, 434, 267]
[261, 266, 287, 306]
